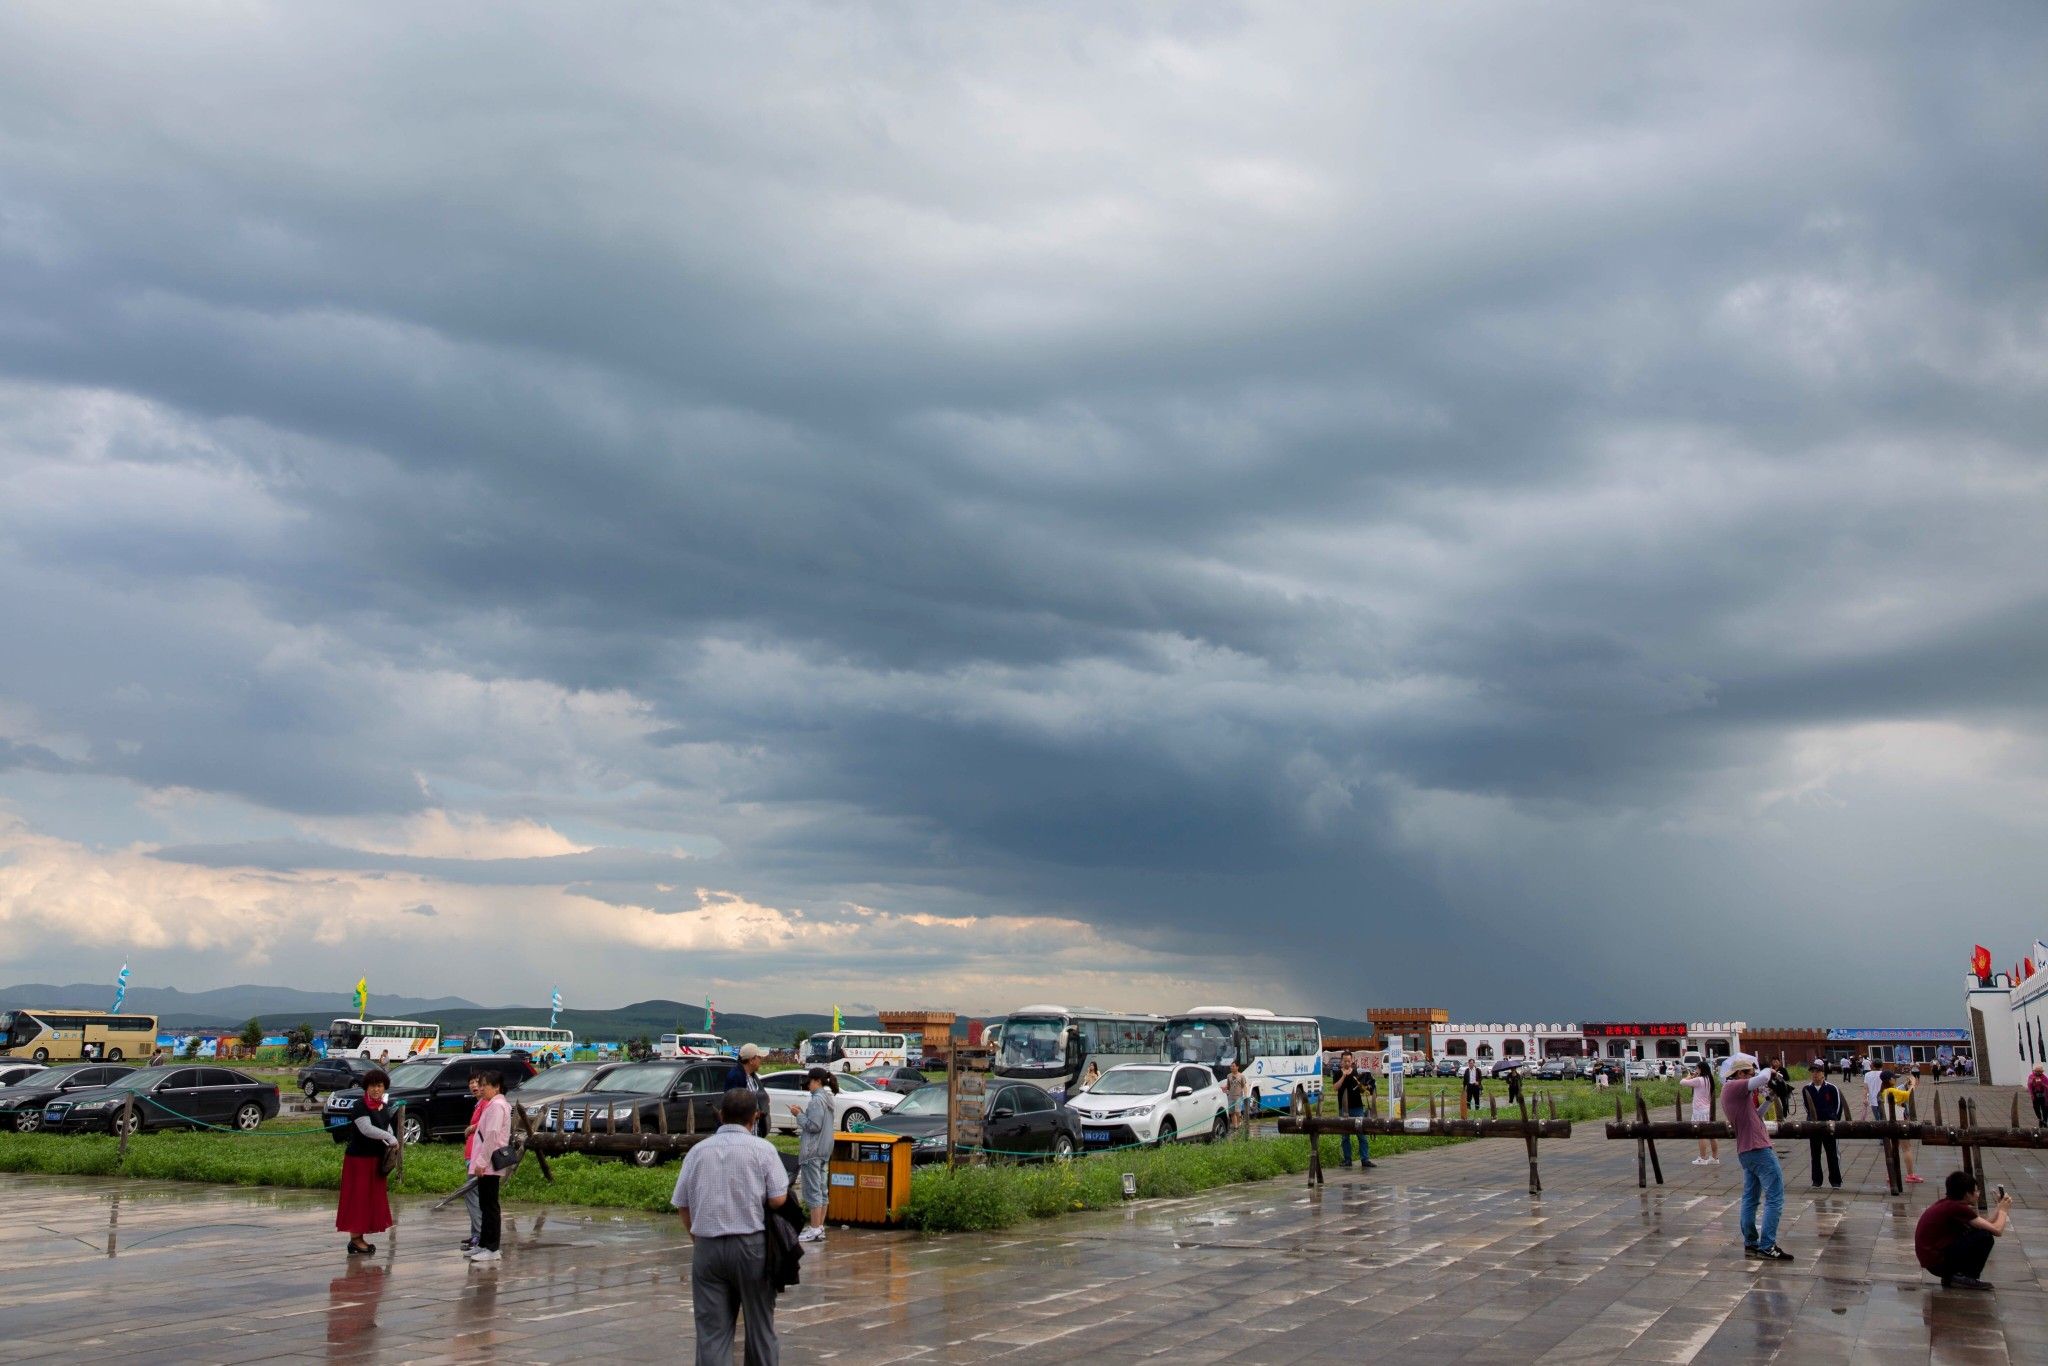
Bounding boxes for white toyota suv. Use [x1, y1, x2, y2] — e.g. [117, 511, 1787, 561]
[1068, 1063, 1227, 1149]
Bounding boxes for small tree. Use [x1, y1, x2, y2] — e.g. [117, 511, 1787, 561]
[182, 1035, 203, 1059]
[793, 1029, 810, 1050]
[628, 1034, 654, 1061]
[239, 1017, 265, 1054]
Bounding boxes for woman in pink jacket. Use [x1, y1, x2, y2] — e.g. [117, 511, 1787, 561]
[466, 1070, 512, 1264]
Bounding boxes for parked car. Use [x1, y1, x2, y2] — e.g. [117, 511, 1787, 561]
[41, 1065, 281, 1135]
[0, 1062, 47, 1089]
[1069, 1063, 1227, 1148]
[532, 1058, 735, 1165]
[865, 1082, 1081, 1164]
[296, 1054, 382, 1099]
[1433, 1057, 1464, 1078]
[1535, 1058, 1576, 1081]
[324, 1054, 536, 1146]
[760, 1069, 905, 1134]
[505, 1059, 625, 1109]
[857, 1065, 932, 1096]
[0, 1063, 135, 1131]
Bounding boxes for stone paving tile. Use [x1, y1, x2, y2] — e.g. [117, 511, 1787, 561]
[5, 1082, 2048, 1362]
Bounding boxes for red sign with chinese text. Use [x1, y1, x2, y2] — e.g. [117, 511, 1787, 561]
[1582, 1022, 1687, 1038]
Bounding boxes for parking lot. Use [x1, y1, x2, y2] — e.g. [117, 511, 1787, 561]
[6, 1086, 2045, 1364]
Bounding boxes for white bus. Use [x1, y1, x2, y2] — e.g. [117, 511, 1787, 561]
[993, 1006, 1167, 1096]
[657, 1032, 732, 1059]
[471, 1025, 575, 1062]
[327, 1018, 441, 1060]
[800, 1030, 909, 1074]
[1164, 1007, 1323, 1112]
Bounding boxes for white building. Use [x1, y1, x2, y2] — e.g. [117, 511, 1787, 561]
[1431, 1021, 1745, 1063]
[1963, 943, 2048, 1086]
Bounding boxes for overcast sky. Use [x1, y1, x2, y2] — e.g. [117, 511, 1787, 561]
[1, 4, 2044, 1023]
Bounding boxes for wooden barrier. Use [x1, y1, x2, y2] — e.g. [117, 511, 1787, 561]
[1279, 1086, 1570, 1194]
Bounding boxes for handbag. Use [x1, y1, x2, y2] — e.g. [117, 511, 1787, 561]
[378, 1143, 400, 1177]
[490, 1140, 521, 1173]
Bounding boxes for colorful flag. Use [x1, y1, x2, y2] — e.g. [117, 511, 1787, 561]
[832, 1004, 843, 1031]
[550, 986, 562, 1029]
[112, 963, 129, 1014]
[1971, 945, 1993, 982]
[704, 999, 716, 1032]
[2028, 959, 2037, 981]
[353, 977, 369, 1019]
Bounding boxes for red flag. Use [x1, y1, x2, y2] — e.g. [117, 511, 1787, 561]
[1972, 945, 1993, 980]
[2028, 958, 2037, 980]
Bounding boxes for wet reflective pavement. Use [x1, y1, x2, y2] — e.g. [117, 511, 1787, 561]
[5, 1091, 2046, 1364]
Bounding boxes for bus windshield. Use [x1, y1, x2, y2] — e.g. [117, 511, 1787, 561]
[998, 1018, 1067, 1070]
[802, 1036, 844, 1064]
[0, 1012, 35, 1050]
[330, 1021, 368, 1052]
[1167, 1020, 1240, 1068]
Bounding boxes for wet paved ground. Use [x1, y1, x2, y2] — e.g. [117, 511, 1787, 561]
[5, 1083, 2046, 1363]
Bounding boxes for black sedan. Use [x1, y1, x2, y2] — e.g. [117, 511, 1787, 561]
[324, 1054, 536, 1145]
[863, 1082, 1080, 1164]
[858, 1065, 932, 1096]
[41, 1065, 281, 1135]
[296, 1054, 382, 1099]
[0, 1063, 133, 1131]
[530, 1059, 734, 1165]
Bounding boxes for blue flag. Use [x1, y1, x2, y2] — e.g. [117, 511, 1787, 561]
[550, 987, 562, 1029]
[112, 963, 130, 1014]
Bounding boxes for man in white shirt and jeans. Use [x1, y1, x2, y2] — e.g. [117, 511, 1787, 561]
[674, 1088, 789, 1365]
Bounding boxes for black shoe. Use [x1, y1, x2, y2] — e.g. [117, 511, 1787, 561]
[347, 1242, 373, 1256]
[1754, 1245, 1793, 1262]
[1743, 1245, 1762, 1259]
[1942, 1274, 1993, 1291]
[1810, 1184, 1823, 1190]
[1360, 1159, 1378, 1168]
[1338, 1160, 1352, 1168]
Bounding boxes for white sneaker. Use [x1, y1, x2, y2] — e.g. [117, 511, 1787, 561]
[798, 1227, 824, 1243]
[469, 1249, 500, 1264]
[1690, 1158, 1708, 1166]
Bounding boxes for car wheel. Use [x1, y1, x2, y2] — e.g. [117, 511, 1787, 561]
[1210, 1111, 1229, 1142]
[235, 1103, 263, 1131]
[107, 1048, 123, 1062]
[16, 1110, 41, 1133]
[31, 1048, 49, 1063]
[843, 1107, 870, 1127]
[401, 1114, 424, 1145]
[303, 1081, 320, 1099]
[1157, 1117, 1177, 1146]
[629, 1148, 666, 1168]
[110, 1112, 141, 1139]
[1051, 1133, 1075, 1162]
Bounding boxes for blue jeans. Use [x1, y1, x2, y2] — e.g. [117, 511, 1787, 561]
[1738, 1147, 1783, 1249]
[1338, 1102, 1369, 1164]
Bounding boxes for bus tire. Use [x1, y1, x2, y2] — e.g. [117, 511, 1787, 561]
[31, 1048, 49, 1063]
[107, 1048, 123, 1062]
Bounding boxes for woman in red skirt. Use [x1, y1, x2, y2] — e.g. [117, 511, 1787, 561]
[337, 1069, 401, 1255]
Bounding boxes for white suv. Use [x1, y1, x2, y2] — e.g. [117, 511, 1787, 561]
[760, 1069, 904, 1133]
[1068, 1063, 1227, 1149]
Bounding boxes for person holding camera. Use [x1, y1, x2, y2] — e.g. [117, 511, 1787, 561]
[1333, 1052, 1376, 1169]
[1916, 1172, 2012, 1290]
[1720, 1054, 1792, 1261]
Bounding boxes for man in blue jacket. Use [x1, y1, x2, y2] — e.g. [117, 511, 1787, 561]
[725, 1043, 768, 1137]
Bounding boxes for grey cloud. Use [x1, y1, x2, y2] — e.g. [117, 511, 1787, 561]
[0, 3, 2044, 1018]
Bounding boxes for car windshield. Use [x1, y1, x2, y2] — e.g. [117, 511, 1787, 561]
[13, 1064, 94, 1090]
[1087, 1069, 1169, 1097]
[516, 1064, 607, 1099]
[890, 1084, 948, 1117]
[595, 1063, 683, 1094]
[835, 1074, 876, 1093]
[385, 1061, 444, 1090]
[997, 1018, 1067, 1070]
[103, 1069, 168, 1092]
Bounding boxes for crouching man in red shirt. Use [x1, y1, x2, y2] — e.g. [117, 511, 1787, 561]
[1915, 1172, 2012, 1290]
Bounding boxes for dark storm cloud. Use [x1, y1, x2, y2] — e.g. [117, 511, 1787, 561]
[1, 2, 2045, 1017]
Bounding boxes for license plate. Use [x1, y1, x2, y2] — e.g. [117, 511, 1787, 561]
[563, 1118, 581, 1132]
[1083, 1128, 1112, 1143]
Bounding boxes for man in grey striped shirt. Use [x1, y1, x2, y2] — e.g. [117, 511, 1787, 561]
[674, 1088, 789, 1365]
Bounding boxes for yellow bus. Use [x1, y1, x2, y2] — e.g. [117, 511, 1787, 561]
[0, 1008, 162, 1063]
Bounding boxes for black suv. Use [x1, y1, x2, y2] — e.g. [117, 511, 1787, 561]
[42, 1065, 281, 1135]
[0, 1063, 133, 1132]
[533, 1058, 733, 1164]
[296, 1054, 381, 1099]
[324, 1054, 536, 1145]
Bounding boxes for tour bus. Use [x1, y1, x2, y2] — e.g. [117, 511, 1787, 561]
[0, 1008, 161, 1063]
[657, 1032, 733, 1059]
[471, 1025, 575, 1062]
[1164, 1007, 1324, 1111]
[992, 1006, 1167, 1096]
[327, 1017, 441, 1060]
[800, 1030, 909, 1074]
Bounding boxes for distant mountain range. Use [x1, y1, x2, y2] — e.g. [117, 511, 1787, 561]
[2, 981, 1373, 1046]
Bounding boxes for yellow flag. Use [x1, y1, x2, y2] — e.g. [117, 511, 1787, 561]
[353, 978, 369, 1019]
[832, 1004, 843, 1031]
